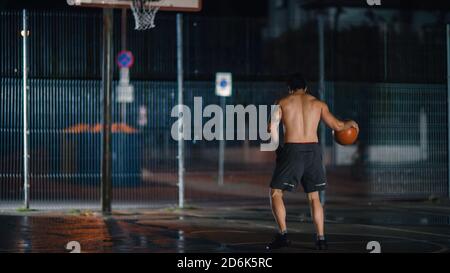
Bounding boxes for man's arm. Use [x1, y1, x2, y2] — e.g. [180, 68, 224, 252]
[260, 103, 282, 152]
[268, 104, 282, 142]
[267, 101, 281, 134]
[320, 102, 359, 133]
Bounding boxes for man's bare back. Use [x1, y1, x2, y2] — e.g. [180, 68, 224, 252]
[278, 91, 322, 143]
[270, 90, 359, 144]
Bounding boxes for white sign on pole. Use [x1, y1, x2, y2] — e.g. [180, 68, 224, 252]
[215, 72, 232, 97]
[116, 67, 134, 103]
[117, 83, 134, 103]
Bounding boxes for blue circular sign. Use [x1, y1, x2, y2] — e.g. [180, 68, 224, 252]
[220, 79, 228, 88]
[117, 50, 134, 68]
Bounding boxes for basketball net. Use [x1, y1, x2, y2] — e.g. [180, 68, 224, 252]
[130, 0, 164, 30]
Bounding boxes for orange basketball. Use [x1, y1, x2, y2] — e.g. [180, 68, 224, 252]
[333, 127, 358, 145]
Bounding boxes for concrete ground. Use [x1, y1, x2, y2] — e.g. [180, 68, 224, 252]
[0, 199, 449, 253]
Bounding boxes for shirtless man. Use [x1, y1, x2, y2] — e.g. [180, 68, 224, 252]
[266, 74, 359, 250]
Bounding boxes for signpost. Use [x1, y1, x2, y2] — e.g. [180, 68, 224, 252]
[215, 72, 232, 186]
[116, 50, 134, 103]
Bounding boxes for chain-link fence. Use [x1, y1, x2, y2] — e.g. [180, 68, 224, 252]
[0, 10, 448, 208]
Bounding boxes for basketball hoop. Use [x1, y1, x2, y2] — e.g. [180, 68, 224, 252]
[68, 0, 202, 29]
[130, 0, 163, 30]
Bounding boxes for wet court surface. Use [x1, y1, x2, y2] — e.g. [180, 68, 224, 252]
[0, 201, 450, 253]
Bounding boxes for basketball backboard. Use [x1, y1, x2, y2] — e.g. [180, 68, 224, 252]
[67, 0, 202, 12]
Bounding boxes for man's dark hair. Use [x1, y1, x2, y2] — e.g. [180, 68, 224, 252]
[287, 73, 307, 91]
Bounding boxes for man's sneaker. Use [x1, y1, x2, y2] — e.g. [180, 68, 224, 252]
[266, 233, 291, 250]
[315, 238, 328, 250]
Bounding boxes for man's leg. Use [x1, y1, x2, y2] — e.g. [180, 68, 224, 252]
[307, 191, 324, 236]
[270, 189, 287, 233]
[266, 188, 291, 250]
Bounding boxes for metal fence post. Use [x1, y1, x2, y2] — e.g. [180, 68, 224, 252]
[177, 13, 185, 209]
[22, 9, 30, 209]
[447, 24, 450, 199]
[101, 8, 113, 214]
[318, 14, 326, 206]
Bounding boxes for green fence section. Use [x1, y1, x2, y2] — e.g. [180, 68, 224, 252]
[325, 82, 448, 197]
[1, 78, 448, 208]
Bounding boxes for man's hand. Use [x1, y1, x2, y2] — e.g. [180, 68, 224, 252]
[344, 120, 359, 134]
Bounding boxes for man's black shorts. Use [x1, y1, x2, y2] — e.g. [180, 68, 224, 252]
[270, 143, 327, 193]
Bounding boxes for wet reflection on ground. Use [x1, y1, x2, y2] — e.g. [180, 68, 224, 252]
[0, 201, 449, 253]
